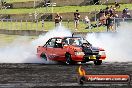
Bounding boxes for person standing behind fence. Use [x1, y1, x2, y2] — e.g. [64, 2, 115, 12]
[106, 14, 114, 32]
[113, 13, 119, 27]
[99, 13, 106, 26]
[115, 2, 120, 9]
[54, 13, 62, 27]
[84, 16, 90, 29]
[74, 10, 80, 30]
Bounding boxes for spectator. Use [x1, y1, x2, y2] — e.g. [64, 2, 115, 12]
[109, 6, 114, 15]
[84, 16, 90, 24]
[106, 14, 114, 32]
[113, 7, 116, 14]
[105, 6, 110, 16]
[99, 13, 107, 26]
[1, 0, 4, 6]
[113, 13, 119, 27]
[54, 13, 62, 27]
[74, 10, 80, 30]
[84, 16, 91, 29]
[44, 0, 50, 7]
[99, 9, 104, 17]
[122, 8, 131, 18]
[115, 2, 120, 9]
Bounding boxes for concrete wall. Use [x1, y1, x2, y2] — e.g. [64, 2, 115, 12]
[100, 0, 132, 4]
[0, 13, 52, 21]
[0, 12, 97, 21]
[12, 1, 42, 8]
[51, 0, 132, 6]
[51, 0, 85, 6]
[0, 29, 89, 36]
[1, 10, 131, 22]
[1, 0, 131, 9]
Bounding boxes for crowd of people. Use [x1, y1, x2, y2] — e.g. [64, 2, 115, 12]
[53, 2, 131, 31]
[83, 2, 131, 31]
[54, 9, 81, 30]
[98, 2, 131, 31]
[98, 5, 119, 31]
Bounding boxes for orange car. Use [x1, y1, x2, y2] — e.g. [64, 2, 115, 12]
[37, 37, 106, 65]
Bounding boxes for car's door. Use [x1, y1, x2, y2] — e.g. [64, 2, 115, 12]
[44, 38, 56, 60]
[52, 38, 66, 61]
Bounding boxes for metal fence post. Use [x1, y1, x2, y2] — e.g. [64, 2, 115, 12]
[67, 19, 69, 29]
[114, 18, 116, 31]
[97, 19, 99, 30]
[15, 19, 17, 30]
[6, 19, 8, 30]
[122, 18, 124, 22]
[89, 21, 91, 30]
[31, 19, 33, 30]
[95, 9, 97, 22]
[20, 19, 22, 30]
[42, 19, 44, 30]
[36, 20, 38, 35]
[8, 19, 10, 30]
[1, 19, 3, 29]
[26, 19, 28, 30]
[10, 19, 12, 30]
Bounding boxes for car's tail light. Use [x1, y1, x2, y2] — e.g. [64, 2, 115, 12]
[99, 51, 106, 55]
[99, 48, 105, 51]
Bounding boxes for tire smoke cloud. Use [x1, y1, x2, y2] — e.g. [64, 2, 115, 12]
[0, 23, 131, 63]
[0, 26, 72, 63]
[86, 22, 132, 62]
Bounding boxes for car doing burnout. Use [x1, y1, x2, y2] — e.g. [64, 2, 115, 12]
[37, 36, 106, 65]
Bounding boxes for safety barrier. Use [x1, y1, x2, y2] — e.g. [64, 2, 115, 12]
[0, 18, 131, 35]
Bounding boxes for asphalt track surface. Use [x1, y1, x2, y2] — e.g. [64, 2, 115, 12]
[0, 62, 132, 88]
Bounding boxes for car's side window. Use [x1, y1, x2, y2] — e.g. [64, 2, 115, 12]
[62, 38, 68, 46]
[46, 38, 56, 47]
[54, 38, 63, 48]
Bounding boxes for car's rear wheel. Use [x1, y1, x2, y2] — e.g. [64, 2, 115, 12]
[65, 54, 73, 65]
[94, 60, 102, 65]
[40, 53, 47, 61]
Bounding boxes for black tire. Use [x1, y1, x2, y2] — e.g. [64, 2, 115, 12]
[81, 61, 86, 64]
[65, 54, 73, 65]
[94, 60, 102, 65]
[40, 53, 47, 61]
[78, 76, 85, 85]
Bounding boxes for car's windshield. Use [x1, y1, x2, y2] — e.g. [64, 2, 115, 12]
[63, 37, 91, 46]
[63, 37, 89, 46]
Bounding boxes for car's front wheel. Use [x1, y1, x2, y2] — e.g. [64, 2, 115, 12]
[94, 60, 102, 65]
[40, 53, 47, 61]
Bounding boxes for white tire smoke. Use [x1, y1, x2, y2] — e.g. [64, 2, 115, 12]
[0, 23, 132, 63]
[86, 22, 132, 62]
[0, 26, 72, 63]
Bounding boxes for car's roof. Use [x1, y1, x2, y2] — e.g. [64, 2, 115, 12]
[53, 36, 81, 39]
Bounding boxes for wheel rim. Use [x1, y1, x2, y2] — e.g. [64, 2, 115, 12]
[41, 54, 47, 61]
